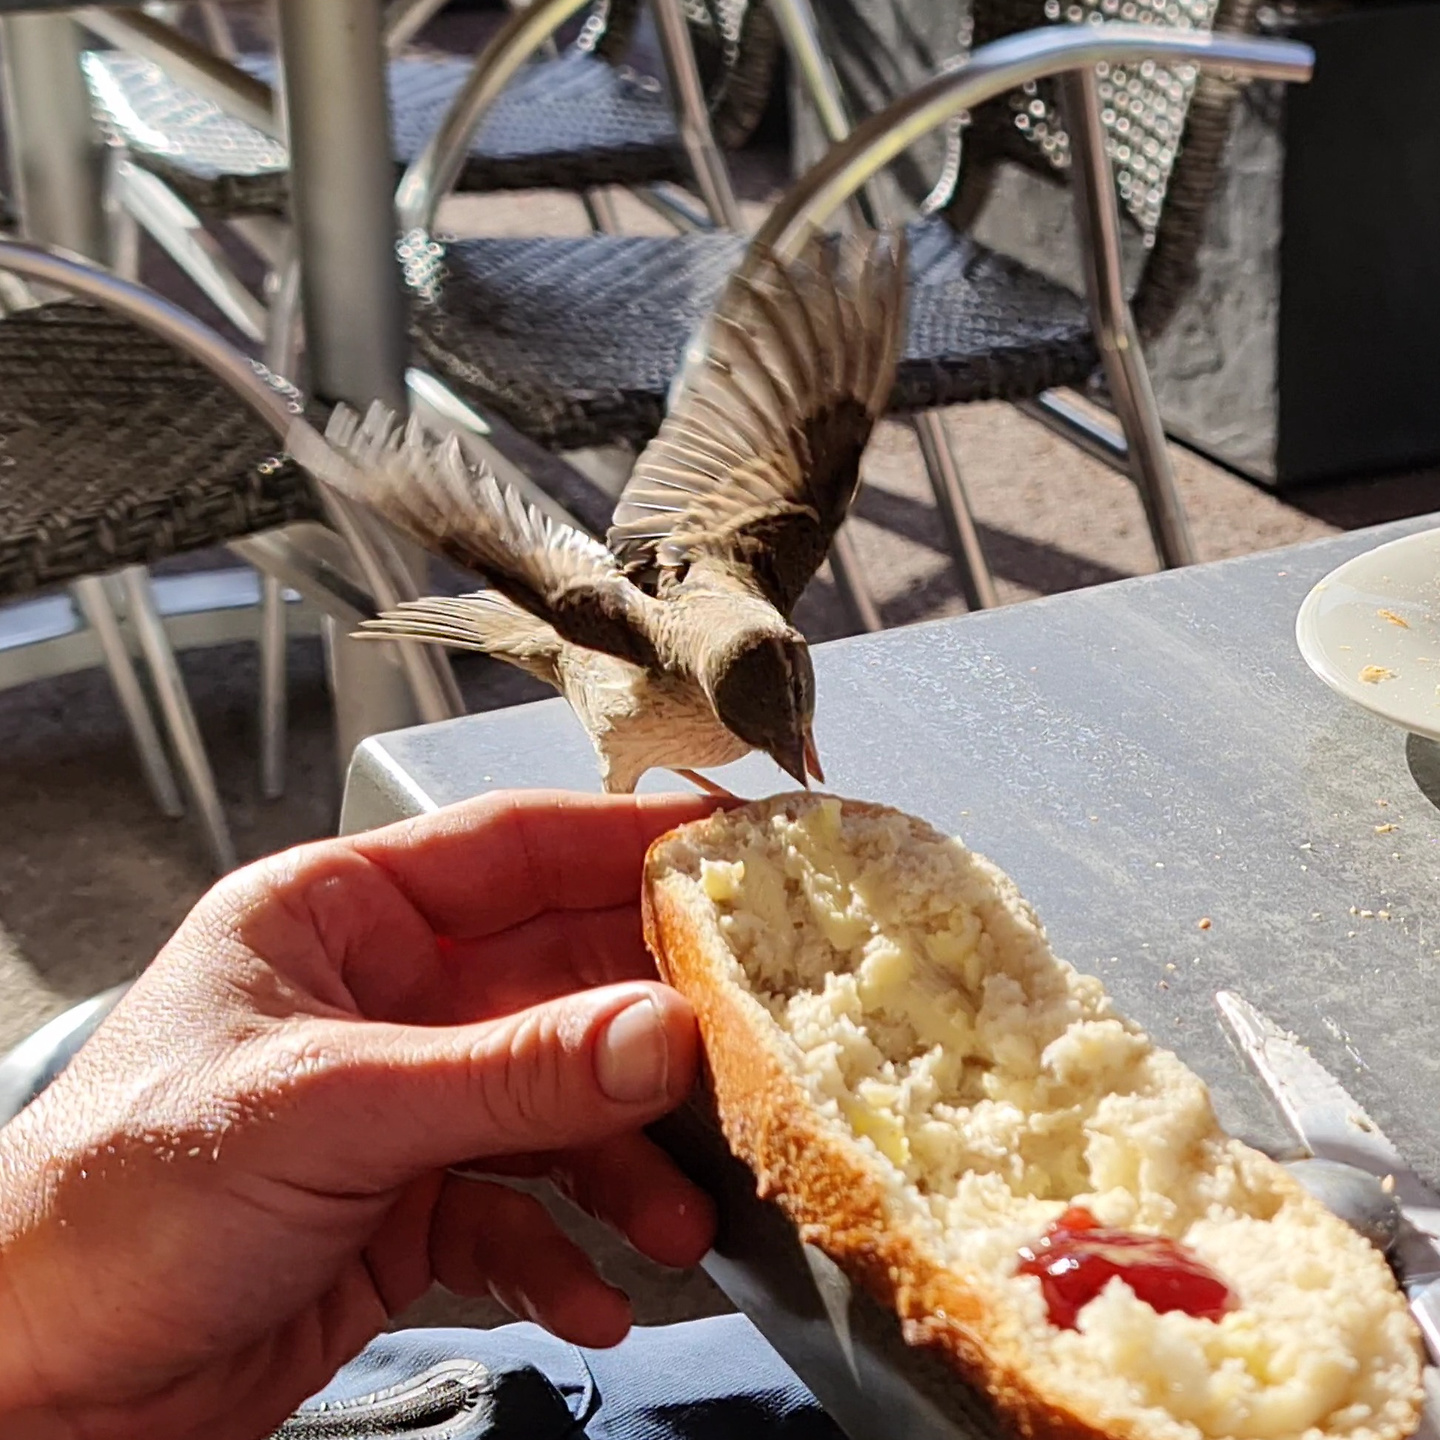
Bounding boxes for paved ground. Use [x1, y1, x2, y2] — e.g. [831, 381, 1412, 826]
[1, 16, 1439, 1331]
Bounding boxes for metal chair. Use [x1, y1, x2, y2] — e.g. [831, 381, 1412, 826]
[79, 0, 776, 279]
[67, 0, 756, 768]
[772, 0, 1271, 604]
[387, 25, 1308, 634]
[0, 239, 460, 874]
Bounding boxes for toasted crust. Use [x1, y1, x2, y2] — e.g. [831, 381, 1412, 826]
[641, 794, 1423, 1440]
[644, 797, 1114, 1440]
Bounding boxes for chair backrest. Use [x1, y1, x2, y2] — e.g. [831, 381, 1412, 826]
[959, 0, 1259, 337]
[799, 0, 972, 217]
[801, 0, 1259, 337]
[593, 0, 781, 148]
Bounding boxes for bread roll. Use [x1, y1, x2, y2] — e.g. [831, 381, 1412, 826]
[642, 794, 1423, 1440]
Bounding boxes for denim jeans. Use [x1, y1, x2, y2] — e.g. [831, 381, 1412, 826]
[273, 1313, 845, 1439]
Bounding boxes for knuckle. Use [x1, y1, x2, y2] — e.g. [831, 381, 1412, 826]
[473, 1008, 576, 1151]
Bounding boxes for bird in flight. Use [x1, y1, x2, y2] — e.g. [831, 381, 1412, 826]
[290, 227, 907, 794]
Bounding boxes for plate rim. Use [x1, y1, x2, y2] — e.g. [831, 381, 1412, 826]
[1294, 526, 1440, 744]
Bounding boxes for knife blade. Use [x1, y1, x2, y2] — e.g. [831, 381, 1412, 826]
[1216, 988, 1440, 1372]
[1215, 990, 1440, 1238]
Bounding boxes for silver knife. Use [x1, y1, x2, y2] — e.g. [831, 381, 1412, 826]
[1215, 990, 1440, 1364]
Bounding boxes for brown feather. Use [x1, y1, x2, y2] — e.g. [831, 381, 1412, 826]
[358, 591, 563, 687]
[608, 226, 908, 616]
[295, 403, 663, 671]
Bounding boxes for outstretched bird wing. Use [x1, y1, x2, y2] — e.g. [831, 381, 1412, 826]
[607, 226, 907, 617]
[289, 404, 661, 671]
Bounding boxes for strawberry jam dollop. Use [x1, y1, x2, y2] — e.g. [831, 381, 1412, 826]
[1017, 1206, 1234, 1331]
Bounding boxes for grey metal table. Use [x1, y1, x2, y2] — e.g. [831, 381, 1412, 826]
[341, 515, 1440, 1439]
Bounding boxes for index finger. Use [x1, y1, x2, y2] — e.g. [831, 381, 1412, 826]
[346, 789, 731, 939]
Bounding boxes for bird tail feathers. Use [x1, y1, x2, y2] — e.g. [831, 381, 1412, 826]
[357, 591, 562, 687]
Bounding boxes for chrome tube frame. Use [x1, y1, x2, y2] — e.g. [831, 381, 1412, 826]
[755, 27, 1313, 258]
[912, 411, 999, 610]
[765, 0, 877, 229]
[383, 0, 453, 54]
[581, 186, 626, 234]
[756, 25, 1311, 576]
[197, 2, 239, 62]
[112, 158, 268, 342]
[630, 183, 713, 233]
[77, 8, 281, 140]
[1060, 66, 1194, 566]
[259, 572, 287, 799]
[71, 574, 185, 818]
[228, 527, 375, 626]
[827, 531, 881, 633]
[1017, 391, 1129, 471]
[767, 0, 993, 612]
[120, 565, 238, 874]
[0, 240, 460, 721]
[395, 0, 594, 233]
[650, 0, 742, 229]
[0, 14, 108, 261]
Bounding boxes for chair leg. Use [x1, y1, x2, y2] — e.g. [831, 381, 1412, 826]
[70, 575, 184, 819]
[827, 528, 882, 634]
[103, 151, 141, 279]
[649, 0, 744, 230]
[1060, 68, 1196, 570]
[197, 1, 240, 60]
[118, 566, 238, 874]
[259, 573, 286, 799]
[911, 410, 999, 612]
[581, 187, 624, 234]
[766, 0, 882, 230]
[111, 159, 267, 343]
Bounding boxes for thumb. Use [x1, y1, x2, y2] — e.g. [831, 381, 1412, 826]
[289, 982, 700, 1185]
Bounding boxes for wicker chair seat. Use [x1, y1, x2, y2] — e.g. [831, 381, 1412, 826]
[82, 47, 687, 217]
[405, 219, 1097, 452]
[0, 302, 321, 599]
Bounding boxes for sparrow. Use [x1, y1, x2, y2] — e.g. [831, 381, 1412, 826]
[288, 226, 908, 794]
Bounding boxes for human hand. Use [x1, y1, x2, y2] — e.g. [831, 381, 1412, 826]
[0, 791, 724, 1440]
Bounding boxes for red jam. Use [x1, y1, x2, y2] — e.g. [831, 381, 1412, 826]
[1017, 1206, 1234, 1331]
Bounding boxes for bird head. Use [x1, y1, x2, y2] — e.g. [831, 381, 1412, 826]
[705, 627, 824, 788]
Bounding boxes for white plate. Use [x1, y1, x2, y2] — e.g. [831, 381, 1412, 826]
[1295, 527, 1440, 741]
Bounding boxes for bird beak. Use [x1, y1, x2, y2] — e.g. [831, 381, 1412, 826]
[769, 734, 810, 789]
[803, 729, 825, 785]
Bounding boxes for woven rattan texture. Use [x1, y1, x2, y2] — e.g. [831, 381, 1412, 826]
[405, 222, 1095, 452]
[83, 48, 687, 216]
[967, 0, 1225, 233]
[958, 0, 1259, 336]
[592, 0, 780, 147]
[0, 303, 321, 598]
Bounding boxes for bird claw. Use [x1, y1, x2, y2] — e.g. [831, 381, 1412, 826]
[672, 769, 739, 800]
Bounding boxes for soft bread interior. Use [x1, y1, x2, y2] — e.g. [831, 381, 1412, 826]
[646, 796, 1421, 1440]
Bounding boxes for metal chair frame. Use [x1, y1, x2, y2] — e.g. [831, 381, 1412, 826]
[391, 0, 898, 635]
[0, 237, 462, 872]
[75, 0, 747, 779]
[83, 0, 744, 324]
[767, 5, 1311, 607]
[405, 21, 1307, 633]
